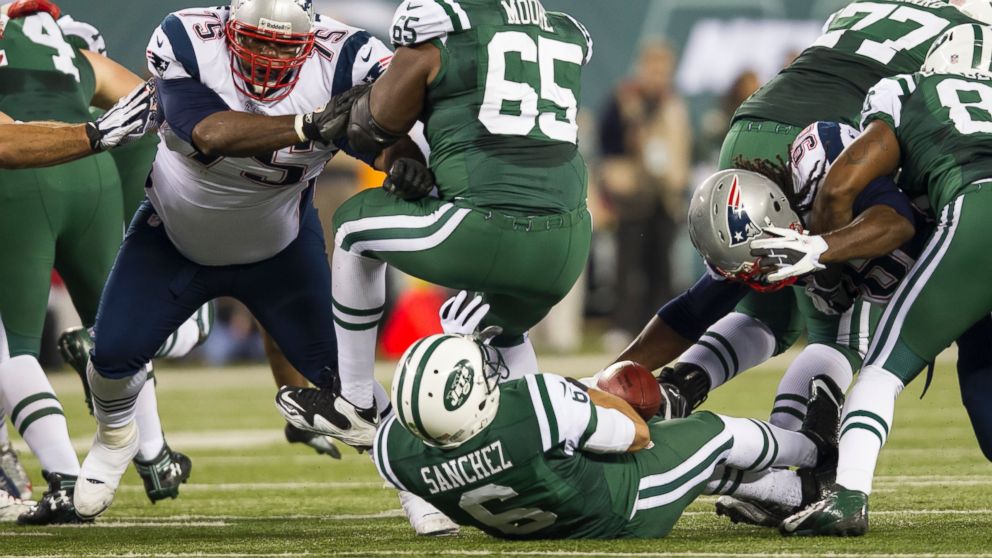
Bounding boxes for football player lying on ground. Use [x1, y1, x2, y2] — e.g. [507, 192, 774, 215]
[373, 320, 844, 539]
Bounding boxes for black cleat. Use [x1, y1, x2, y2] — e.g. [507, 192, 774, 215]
[57, 327, 94, 414]
[799, 375, 845, 486]
[276, 386, 378, 450]
[133, 444, 192, 503]
[658, 362, 712, 418]
[17, 472, 90, 525]
[284, 423, 342, 459]
[715, 495, 797, 527]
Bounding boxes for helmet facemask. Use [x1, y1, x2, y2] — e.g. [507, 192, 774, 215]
[227, 19, 314, 102]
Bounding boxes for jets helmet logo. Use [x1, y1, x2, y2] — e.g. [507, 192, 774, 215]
[443, 359, 475, 411]
[726, 174, 761, 247]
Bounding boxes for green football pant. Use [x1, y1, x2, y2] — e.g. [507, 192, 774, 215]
[620, 412, 730, 538]
[110, 133, 158, 221]
[332, 190, 591, 344]
[0, 154, 123, 357]
[865, 186, 992, 383]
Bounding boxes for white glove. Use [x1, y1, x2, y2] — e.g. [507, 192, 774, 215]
[750, 226, 829, 282]
[86, 79, 160, 151]
[439, 291, 490, 336]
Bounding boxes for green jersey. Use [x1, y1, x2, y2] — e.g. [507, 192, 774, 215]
[736, 0, 980, 127]
[0, 12, 94, 123]
[375, 373, 732, 539]
[862, 72, 992, 211]
[390, 0, 592, 214]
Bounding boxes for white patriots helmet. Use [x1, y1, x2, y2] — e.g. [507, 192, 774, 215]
[922, 23, 992, 79]
[951, 0, 992, 25]
[226, 0, 316, 101]
[687, 169, 804, 291]
[392, 334, 502, 449]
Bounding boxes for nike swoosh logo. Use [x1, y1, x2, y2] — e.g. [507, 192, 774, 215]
[361, 49, 372, 63]
[156, 36, 164, 48]
[407, 3, 422, 9]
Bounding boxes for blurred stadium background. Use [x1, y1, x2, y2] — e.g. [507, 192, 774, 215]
[35, 0, 853, 368]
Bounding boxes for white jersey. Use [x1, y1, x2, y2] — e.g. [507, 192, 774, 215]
[145, 6, 392, 265]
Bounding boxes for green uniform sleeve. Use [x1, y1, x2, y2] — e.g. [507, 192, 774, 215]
[524, 373, 596, 453]
[548, 12, 592, 65]
[373, 415, 409, 491]
[861, 74, 917, 132]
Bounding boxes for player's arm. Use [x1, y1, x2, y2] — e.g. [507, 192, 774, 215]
[614, 273, 749, 371]
[82, 50, 143, 110]
[818, 205, 914, 262]
[0, 121, 93, 168]
[588, 388, 650, 452]
[810, 120, 901, 233]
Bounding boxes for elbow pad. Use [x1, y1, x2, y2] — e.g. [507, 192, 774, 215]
[346, 88, 404, 158]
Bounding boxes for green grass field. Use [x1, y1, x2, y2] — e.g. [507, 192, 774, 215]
[2, 350, 989, 558]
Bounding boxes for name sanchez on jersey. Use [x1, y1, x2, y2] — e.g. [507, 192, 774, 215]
[420, 440, 514, 495]
[144, 6, 391, 266]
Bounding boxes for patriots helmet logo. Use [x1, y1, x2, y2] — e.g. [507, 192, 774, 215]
[726, 174, 761, 247]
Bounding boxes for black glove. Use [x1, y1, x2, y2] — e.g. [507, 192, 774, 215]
[804, 268, 855, 316]
[86, 79, 160, 151]
[382, 158, 435, 200]
[298, 83, 371, 143]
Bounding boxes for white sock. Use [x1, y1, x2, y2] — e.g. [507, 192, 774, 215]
[835, 365, 904, 495]
[0, 414, 8, 445]
[719, 415, 818, 471]
[155, 305, 209, 359]
[134, 368, 165, 461]
[707, 467, 803, 508]
[770, 344, 853, 430]
[0, 356, 79, 476]
[496, 334, 538, 380]
[332, 246, 386, 409]
[88, 359, 148, 428]
[678, 313, 775, 390]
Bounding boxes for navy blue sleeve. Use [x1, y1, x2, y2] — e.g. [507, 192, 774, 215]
[851, 175, 915, 225]
[157, 77, 229, 145]
[657, 273, 750, 341]
[333, 137, 378, 167]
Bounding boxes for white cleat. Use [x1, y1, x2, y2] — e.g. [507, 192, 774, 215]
[0, 489, 35, 522]
[74, 420, 139, 519]
[275, 386, 378, 450]
[398, 490, 459, 536]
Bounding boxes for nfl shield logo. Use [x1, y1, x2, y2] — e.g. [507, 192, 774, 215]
[726, 174, 761, 247]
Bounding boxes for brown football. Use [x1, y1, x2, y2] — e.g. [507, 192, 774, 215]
[596, 361, 662, 420]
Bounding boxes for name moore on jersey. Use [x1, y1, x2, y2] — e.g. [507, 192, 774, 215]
[788, 120, 926, 305]
[144, 6, 392, 266]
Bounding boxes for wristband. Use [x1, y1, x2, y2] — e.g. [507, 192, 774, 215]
[294, 114, 308, 143]
[84, 122, 103, 151]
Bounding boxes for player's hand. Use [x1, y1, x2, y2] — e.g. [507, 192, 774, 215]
[382, 158, 435, 200]
[439, 291, 490, 336]
[86, 79, 160, 151]
[804, 270, 854, 316]
[750, 226, 828, 281]
[298, 83, 370, 143]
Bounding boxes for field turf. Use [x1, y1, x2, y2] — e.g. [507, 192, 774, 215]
[2, 350, 989, 557]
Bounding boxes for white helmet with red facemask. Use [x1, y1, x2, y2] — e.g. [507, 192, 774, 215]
[227, 0, 315, 102]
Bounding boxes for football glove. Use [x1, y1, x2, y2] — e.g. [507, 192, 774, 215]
[86, 79, 160, 151]
[804, 270, 855, 316]
[439, 291, 490, 336]
[382, 158, 434, 200]
[750, 226, 828, 282]
[297, 83, 370, 143]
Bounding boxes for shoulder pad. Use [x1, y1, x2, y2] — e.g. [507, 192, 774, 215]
[146, 8, 226, 81]
[790, 121, 859, 212]
[548, 11, 592, 65]
[57, 14, 106, 55]
[390, 0, 471, 47]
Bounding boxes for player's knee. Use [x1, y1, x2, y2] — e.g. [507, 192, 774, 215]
[91, 336, 150, 379]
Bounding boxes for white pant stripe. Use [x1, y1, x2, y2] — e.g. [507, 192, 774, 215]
[335, 203, 456, 247]
[868, 197, 963, 365]
[858, 301, 871, 357]
[637, 430, 733, 492]
[635, 456, 724, 512]
[348, 208, 472, 255]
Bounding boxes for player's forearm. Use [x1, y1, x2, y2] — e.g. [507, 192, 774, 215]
[614, 316, 693, 372]
[588, 389, 650, 451]
[820, 205, 915, 264]
[811, 121, 901, 233]
[192, 112, 302, 158]
[0, 123, 93, 169]
[375, 136, 425, 171]
[367, 44, 438, 135]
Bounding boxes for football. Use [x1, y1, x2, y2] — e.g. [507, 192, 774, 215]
[596, 361, 662, 420]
